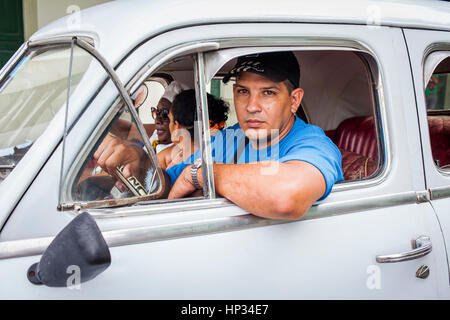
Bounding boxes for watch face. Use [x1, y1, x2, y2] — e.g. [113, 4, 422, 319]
[194, 158, 202, 167]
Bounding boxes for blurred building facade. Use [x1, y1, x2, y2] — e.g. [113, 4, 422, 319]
[0, 0, 111, 68]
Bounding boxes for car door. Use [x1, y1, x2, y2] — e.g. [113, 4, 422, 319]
[0, 23, 448, 299]
[403, 28, 450, 288]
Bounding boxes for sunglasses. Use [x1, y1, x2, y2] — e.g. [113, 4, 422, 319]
[151, 107, 170, 122]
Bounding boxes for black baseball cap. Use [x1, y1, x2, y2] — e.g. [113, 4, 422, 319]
[222, 51, 300, 88]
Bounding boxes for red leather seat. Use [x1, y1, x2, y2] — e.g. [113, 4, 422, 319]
[334, 116, 377, 161]
[428, 115, 450, 167]
[331, 116, 377, 181]
[340, 149, 377, 181]
[333, 114, 450, 179]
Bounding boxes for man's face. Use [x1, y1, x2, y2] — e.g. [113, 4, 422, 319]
[233, 72, 303, 143]
[154, 98, 172, 144]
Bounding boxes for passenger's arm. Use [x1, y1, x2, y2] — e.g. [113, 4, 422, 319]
[168, 160, 325, 220]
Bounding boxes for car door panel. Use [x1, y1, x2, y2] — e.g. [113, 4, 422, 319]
[403, 28, 450, 285]
[0, 201, 446, 299]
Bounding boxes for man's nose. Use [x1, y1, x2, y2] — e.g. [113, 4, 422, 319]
[246, 93, 262, 113]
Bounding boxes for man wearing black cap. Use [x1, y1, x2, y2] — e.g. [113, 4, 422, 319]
[167, 51, 343, 220]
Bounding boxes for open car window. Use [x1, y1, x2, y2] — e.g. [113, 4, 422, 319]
[424, 54, 450, 172]
[205, 48, 382, 185]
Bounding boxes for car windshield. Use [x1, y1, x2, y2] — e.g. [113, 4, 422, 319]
[0, 45, 92, 183]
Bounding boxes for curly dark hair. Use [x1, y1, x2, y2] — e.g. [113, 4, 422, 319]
[170, 89, 229, 138]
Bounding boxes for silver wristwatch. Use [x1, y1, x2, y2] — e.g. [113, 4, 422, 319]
[191, 158, 203, 190]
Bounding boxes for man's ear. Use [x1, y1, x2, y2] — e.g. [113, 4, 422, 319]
[290, 88, 304, 114]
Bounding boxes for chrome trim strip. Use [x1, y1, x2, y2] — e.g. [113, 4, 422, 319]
[194, 53, 216, 198]
[306, 191, 418, 219]
[128, 42, 221, 95]
[0, 191, 419, 260]
[28, 37, 76, 47]
[0, 237, 53, 260]
[416, 190, 431, 203]
[58, 39, 75, 206]
[0, 42, 28, 81]
[86, 197, 234, 218]
[430, 186, 450, 200]
[28, 36, 95, 48]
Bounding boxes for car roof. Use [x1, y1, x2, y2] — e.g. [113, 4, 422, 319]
[30, 0, 450, 67]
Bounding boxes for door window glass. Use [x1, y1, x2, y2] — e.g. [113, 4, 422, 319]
[71, 105, 165, 203]
[0, 45, 92, 183]
[64, 55, 209, 208]
[424, 55, 450, 171]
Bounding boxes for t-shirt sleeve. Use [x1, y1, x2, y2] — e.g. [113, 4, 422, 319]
[165, 131, 223, 184]
[165, 153, 196, 185]
[279, 134, 343, 200]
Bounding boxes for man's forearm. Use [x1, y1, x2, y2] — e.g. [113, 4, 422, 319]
[212, 161, 325, 220]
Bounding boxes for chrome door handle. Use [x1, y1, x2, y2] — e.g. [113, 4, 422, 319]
[376, 236, 432, 263]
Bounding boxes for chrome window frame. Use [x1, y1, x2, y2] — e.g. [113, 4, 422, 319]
[54, 42, 222, 213]
[22, 37, 167, 210]
[422, 45, 450, 179]
[420, 44, 450, 201]
[199, 38, 390, 193]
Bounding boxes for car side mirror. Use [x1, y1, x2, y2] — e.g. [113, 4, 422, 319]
[27, 212, 111, 287]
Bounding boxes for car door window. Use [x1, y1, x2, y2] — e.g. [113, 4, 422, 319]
[61, 53, 208, 209]
[71, 104, 162, 202]
[424, 55, 450, 171]
[205, 48, 383, 185]
[0, 45, 92, 183]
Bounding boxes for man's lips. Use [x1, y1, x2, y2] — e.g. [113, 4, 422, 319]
[246, 119, 264, 128]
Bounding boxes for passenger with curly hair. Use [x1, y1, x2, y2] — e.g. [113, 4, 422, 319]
[157, 89, 229, 170]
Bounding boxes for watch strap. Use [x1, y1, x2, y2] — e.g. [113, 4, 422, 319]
[191, 160, 202, 190]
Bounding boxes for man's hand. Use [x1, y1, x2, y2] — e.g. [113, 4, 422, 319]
[168, 164, 202, 199]
[93, 134, 144, 179]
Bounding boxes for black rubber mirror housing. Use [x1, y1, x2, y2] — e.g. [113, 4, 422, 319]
[27, 212, 111, 287]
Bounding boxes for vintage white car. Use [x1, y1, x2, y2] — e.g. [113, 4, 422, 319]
[0, 0, 449, 299]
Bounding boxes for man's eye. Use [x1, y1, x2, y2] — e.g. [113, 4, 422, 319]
[237, 89, 248, 95]
[263, 90, 275, 96]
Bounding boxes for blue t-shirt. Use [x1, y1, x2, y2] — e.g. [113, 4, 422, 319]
[166, 117, 343, 200]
